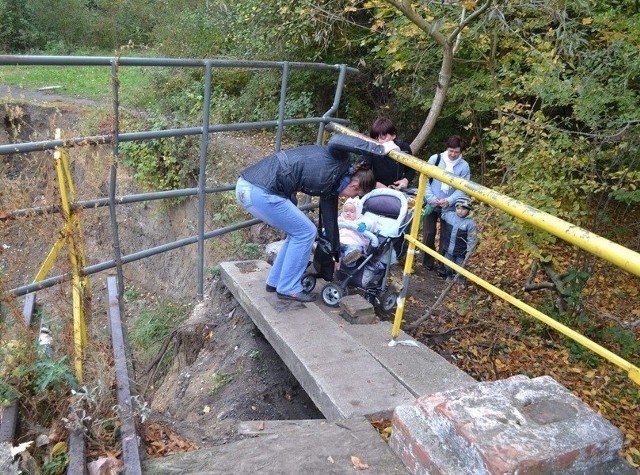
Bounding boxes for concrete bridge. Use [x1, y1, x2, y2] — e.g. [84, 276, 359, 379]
[143, 259, 633, 474]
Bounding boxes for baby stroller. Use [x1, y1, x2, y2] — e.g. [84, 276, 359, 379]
[303, 188, 413, 311]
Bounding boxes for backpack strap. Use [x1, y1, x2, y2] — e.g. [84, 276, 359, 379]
[428, 153, 442, 184]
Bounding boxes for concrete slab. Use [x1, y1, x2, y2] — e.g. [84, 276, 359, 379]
[142, 418, 409, 474]
[220, 260, 415, 419]
[343, 323, 477, 397]
[219, 260, 477, 421]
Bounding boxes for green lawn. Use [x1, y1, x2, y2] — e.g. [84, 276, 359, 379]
[0, 63, 151, 105]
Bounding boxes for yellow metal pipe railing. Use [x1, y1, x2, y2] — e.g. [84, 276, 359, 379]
[329, 122, 640, 386]
[32, 130, 90, 380]
[405, 235, 640, 385]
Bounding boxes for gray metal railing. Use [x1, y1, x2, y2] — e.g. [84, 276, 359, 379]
[1, 55, 357, 300]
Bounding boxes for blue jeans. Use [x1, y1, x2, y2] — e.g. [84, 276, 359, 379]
[236, 177, 316, 295]
[444, 252, 465, 281]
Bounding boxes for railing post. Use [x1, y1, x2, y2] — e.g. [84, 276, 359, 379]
[275, 61, 289, 152]
[317, 64, 347, 144]
[197, 61, 213, 301]
[109, 58, 126, 304]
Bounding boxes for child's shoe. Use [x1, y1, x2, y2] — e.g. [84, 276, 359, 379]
[342, 250, 362, 266]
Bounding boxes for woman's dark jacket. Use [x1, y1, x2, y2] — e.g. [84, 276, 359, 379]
[241, 134, 387, 260]
[362, 139, 414, 187]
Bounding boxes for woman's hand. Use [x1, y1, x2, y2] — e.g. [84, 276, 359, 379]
[391, 178, 409, 190]
[382, 141, 400, 155]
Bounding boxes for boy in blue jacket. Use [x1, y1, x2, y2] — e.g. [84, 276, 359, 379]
[440, 198, 477, 285]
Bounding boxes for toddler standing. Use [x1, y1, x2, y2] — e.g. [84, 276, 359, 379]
[440, 198, 477, 285]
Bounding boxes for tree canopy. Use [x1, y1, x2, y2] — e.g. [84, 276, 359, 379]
[1, 0, 638, 248]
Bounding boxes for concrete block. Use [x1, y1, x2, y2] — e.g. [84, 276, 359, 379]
[339, 294, 376, 324]
[390, 375, 628, 474]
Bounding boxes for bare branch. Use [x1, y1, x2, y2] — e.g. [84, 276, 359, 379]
[407, 253, 472, 329]
[449, 0, 494, 43]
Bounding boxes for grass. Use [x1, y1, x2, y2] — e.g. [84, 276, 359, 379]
[210, 371, 238, 394]
[0, 63, 152, 106]
[128, 300, 190, 371]
[123, 287, 142, 302]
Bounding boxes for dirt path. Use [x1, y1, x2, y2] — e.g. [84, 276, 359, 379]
[1, 85, 108, 107]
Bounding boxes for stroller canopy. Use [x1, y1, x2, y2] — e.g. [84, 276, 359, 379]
[361, 188, 410, 238]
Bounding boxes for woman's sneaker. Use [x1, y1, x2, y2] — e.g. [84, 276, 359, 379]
[276, 291, 316, 303]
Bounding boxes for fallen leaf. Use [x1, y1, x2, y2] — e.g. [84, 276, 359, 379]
[11, 441, 33, 457]
[51, 441, 67, 457]
[257, 421, 265, 431]
[351, 455, 369, 470]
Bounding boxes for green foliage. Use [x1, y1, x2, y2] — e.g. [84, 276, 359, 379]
[28, 0, 94, 51]
[0, 0, 45, 52]
[603, 326, 640, 361]
[124, 287, 142, 302]
[128, 299, 190, 372]
[560, 268, 591, 312]
[0, 333, 77, 429]
[210, 371, 238, 394]
[610, 188, 640, 205]
[518, 315, 553, 339]
[209, 191, 266, 260]
[212, 71, 281, 123]
[210, 193, 247, 226]
[0, 338, 31, 404]
[42, 450, 69, 475]
[239, 243, 262, 260]
[0, 378, 20, 406]
[533, 266, 638, 368]
[120, 114, 199, 192]
[152, 6, 227, 59]
[28, 357, 77, 393]
[566, 339, 602, 368]
[0, 0, 159, 52]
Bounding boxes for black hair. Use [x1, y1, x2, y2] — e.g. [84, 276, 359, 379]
[446, 135, 465, 150]
[351, 168, 376, 195]
[370, 117, 397, 139]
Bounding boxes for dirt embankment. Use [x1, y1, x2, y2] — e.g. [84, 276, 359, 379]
[1, 95, 325, 455]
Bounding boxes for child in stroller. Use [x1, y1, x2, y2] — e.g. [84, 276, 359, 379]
[303, 188, 413, 312]
[337, 197, 380, 267]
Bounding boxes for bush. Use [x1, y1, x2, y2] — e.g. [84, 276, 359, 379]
[120, 114, 200, 192]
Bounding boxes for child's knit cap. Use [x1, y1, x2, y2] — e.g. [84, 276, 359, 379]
[343, 197, 363, 217]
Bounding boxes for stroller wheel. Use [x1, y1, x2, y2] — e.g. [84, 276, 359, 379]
[301, 273, 317, 292]
[377, 289, 399, 312]
[321, 283, 345, 307]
